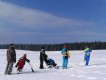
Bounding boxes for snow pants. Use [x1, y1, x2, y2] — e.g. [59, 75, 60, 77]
[85, 55, 90, 66]
[62, 56, 68, 69]
[5, 61, 14, 75]
[40, 59, 44, 69]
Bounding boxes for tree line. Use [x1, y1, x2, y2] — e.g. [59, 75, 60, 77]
[0, 41, 106, 51]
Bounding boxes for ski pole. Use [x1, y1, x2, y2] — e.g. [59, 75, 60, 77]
[28, 62, 35, 72]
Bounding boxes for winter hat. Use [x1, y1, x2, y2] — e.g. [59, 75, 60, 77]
[10, 43, 14, 47]
[10, 44, 14, 46]
[63, 45, 68, 48]
[41, 46, 45, 49]
[23, 54, 27, 58]
[9, 44, 15, 49]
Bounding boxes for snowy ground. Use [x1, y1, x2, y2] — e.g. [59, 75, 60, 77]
[0, 49, 106, 80]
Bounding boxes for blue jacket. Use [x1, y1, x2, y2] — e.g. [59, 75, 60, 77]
[48, 59, 54, 63]
[61, 48, 68, 58]
[62, 48, 67, 53]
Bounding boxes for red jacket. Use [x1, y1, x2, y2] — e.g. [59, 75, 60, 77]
[16, 57, 29, 69]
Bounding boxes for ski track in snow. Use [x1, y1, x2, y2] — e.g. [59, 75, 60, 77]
[0, 49, 106, 80]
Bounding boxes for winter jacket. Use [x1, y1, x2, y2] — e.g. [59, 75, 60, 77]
[15, 57, 30, 69]
[84, 48, 92, 56]
[40, 50, 46, 60]
[7, 46, 16, 62]
[61, 48, 68, 59]
[61, 48, 68, 56]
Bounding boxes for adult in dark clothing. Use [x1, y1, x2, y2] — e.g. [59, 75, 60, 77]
[5, 44, 16, 75]
[39, 47, 46, 69]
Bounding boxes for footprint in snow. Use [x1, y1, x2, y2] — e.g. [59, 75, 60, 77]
[70, 74, 76, 77]
[87, 77, 96, 80]
[77, 75, 85, 78]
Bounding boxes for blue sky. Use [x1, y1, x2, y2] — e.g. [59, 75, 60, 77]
[0, 0, 106, 44]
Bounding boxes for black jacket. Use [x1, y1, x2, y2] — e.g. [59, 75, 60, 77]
[40, 50, 46, 60]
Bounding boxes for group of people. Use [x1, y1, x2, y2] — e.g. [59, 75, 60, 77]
[4, 44, 92, 75]
[61, 45, 92, 69]
[5, 44, 30, 74]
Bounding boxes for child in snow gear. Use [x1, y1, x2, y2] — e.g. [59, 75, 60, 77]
[15, 54, 30, 73]
[84, 47, 92, 66]
[61, 45, 69, 69]
[5, 44, 16, 75]
[47, 58, 59, 69]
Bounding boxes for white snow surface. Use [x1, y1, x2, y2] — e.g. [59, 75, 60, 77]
[0, 49, 106, 80]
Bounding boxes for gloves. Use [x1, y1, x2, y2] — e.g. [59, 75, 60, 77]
[15, 65, 17, 67]
[14, 59, 16, 63]
[27, 60, 30, 62]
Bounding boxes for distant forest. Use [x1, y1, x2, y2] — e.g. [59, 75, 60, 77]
[0, 41, 106, 51]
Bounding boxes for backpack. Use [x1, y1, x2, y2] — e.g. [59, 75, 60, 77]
[67, 50, 70, 58]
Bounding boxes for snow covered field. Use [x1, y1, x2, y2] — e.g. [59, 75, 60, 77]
[0, 49, 106, 80]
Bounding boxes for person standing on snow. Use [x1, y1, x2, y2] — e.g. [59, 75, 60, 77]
[84, 46, 92, 66]
[5, 44, 16, 75]
[39, 46, 47, 69]
[61, 45, 69, 69]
